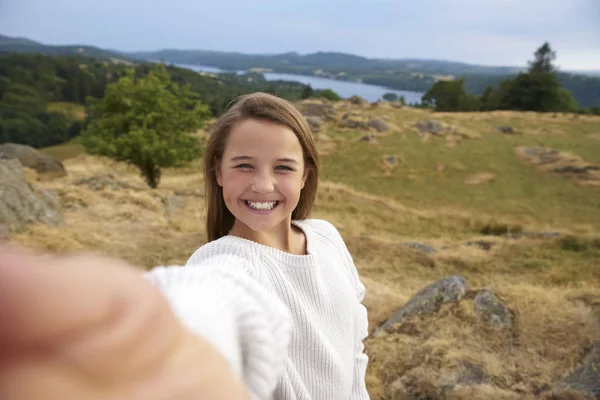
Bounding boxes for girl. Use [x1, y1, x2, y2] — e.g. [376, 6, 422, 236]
[0, 93, 370, 400]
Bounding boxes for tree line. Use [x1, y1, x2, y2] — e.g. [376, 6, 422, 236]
[420, 43, 600, 115]
[0, 52, 341, 148]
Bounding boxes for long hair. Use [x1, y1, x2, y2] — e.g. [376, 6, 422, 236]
[204, 92, 320, 242]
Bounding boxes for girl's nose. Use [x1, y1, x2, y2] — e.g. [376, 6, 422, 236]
[251, 172, 275, 193]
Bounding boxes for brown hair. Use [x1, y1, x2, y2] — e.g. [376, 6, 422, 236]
[204, 92, 320, 242]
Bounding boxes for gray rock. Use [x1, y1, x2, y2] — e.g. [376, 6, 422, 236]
[349, 95, 368, 106]
[375, 276, 468, 334]
[164, 195, 186, 216]
[384, 156, 398, 166]
[495, 125, 516, 134]
[0, 143, 66, 176]
[305, 116, 325, 133]
[403, 242, 437, 254]
[296, 101, 337, 121]
[554, 341, 600, 398]
[360, 134, 376, 142]
[369, 118, 389, 132]
[414, 120, 444, 135]
[0, 158, 63, 232]
[74, 174, 121, 191]
[474, 290, 513, 329]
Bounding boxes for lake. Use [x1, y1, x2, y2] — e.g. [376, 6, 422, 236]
[175, 63, 424, 104]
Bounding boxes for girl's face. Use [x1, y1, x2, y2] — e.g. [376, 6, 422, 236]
[217, 119, 308, 235]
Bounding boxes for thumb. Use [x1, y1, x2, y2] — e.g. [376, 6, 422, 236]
[0, 245, 153, 348]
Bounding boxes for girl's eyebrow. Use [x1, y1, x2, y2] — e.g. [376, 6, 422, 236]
[231, 156, 299, 164]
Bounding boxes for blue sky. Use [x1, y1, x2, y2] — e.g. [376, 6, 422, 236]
[1, 0, 599, 70]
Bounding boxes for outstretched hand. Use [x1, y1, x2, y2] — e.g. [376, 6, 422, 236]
[0, 246, 248, 400]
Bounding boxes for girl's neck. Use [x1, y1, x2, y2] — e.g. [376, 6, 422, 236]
[229, 220, 308, 255]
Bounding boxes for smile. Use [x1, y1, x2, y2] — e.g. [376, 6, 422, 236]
[244, 200, 280, 211]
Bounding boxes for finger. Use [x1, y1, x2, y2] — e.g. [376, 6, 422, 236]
[0, 245, 141, 348]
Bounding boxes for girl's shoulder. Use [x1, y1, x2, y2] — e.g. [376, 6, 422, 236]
[294, 218, 345, 246]
[186, 236, 256, 272]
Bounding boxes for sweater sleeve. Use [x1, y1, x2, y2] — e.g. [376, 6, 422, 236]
[143, 257, 292, 400]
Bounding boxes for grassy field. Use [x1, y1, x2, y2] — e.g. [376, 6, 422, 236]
[16, 102, 600, 399]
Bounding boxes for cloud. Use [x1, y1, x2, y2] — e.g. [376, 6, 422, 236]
[0, 0, 598, 69]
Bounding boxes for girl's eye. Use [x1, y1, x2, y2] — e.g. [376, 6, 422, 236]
[235, 163, 253, 169]
[275, 165, 294, 171]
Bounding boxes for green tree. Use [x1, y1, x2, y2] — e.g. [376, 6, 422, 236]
[382, 92, 398, 102]
[422, 79, 480, 111]
[529, 42, 556, 74]
[301, 84, 313, 99]
[80, 64, 210, 188]
[399, 95, 406, 106]
[314, 89, 342, 101]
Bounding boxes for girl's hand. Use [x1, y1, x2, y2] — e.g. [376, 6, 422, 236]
[0, 246, 248, 400]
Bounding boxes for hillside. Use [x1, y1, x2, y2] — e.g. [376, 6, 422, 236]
[129, 48, 600, 107]
[2, 34, 599, 107]
[5, 99, 599, 399]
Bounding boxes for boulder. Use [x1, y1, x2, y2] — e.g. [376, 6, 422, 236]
[495, 125, 516, 134]
[474, 289, 514, 330]
[348, 95, 368, 106]
[413, 120, 444, 135]
[0, 158, 63, 232]
[375, 276, 468, 334]
[74, 174, 121, 191]
[305, 116, 325, 133]
[295, 100, 337, 121]
[553, 341, 600, 398]
[368, 118, 389, 132]
[0, 143, 66, 176]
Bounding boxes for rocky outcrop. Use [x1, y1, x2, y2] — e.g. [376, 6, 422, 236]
[0, 143, 66, 176]
[374, 276, 468, 335]
[515, 147, 600, 186]
[295, 99, 337, 121]
[0, 158, 63, 232]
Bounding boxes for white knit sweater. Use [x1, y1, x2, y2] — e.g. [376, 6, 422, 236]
[144, 219, 370, 400]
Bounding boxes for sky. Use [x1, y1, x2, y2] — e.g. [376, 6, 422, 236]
[1, 0, 599, 70]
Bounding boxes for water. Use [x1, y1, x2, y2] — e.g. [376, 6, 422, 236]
[176, 63, 424, 104]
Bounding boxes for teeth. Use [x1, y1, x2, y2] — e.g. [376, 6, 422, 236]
[247, 201, 277, 210]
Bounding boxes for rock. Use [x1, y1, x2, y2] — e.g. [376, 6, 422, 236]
[375, 276, 468, 334]
[455, 360, 489, 386]
[348, 95, 368, 106]
[295, 100, 337, 121]
[164, 195, 186, 216]
[369, 118, 389, 132]
[74, 174, 121, 191]
[403, 242, 436, 254]
[0, 158, 63, 232]
[474, 290, 514, 329]
[515, 147, 600, 186]
[553, 341, 600, 398]
[360, 134, 376, 142]
[495, 125, 516, 134]
[414, 120, 444, 135]
[0, 143, 66, 176]
[305, 116, 325, 133]
[384, 155, 398, 166]
[339, 113, 370, 130]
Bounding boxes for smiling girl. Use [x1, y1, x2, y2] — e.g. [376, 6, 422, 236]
[0, 93, 369, 400]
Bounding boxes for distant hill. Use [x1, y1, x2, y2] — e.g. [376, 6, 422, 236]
[0, 34, 128, 60]
[2, 34, 600, 107]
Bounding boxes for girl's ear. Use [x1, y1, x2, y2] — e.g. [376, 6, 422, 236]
[301, 168, 309, 189]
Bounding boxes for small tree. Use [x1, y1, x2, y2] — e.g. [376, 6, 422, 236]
[382, 92, 398, 102]
[422, 79, 480, 111]
[80, 64, 210, 188]
[399, 95, 406, 106]
[529, 42, 556, 74]
[301, 84, 314, 99]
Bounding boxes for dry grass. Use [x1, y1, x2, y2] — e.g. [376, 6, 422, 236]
[17, 103, 600, 399]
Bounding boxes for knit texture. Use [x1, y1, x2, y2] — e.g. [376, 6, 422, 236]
[145, 219, 370, 400]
